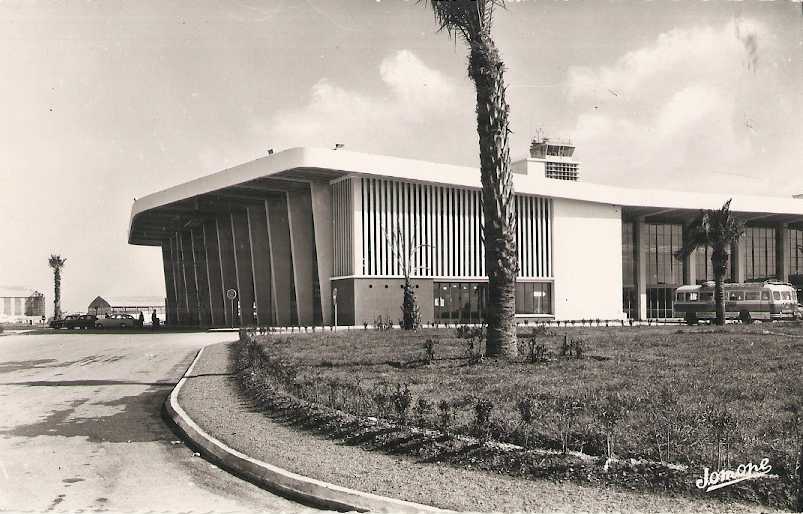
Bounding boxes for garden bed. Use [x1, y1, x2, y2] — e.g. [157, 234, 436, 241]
[237, 324, 803, 511]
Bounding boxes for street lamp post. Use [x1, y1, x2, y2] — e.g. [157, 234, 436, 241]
[332, 287, 338, 330]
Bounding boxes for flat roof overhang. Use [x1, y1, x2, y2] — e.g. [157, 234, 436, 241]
[129, 146, 803, 246]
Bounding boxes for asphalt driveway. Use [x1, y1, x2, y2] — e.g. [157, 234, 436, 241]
[0, 331, 311, 512]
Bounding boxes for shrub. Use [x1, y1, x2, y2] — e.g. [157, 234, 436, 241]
[474, 398, 495, 441]
[517, 397, 540, 447]
[559, 335, 586, 359]
[596, 391, 629, 459]
[391, 383, 413, 421]
[423, 338, 437, 364]
[456, 325, 485, 365]
[372, 384, 392, 417]
[438, 399, 453, 431]
[415, 396, 433, 424]
[517, 398, 534, 425]
[552, 396, 585, 454]
[703, 404, 740, 470]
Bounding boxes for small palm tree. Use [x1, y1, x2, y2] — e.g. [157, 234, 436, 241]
[48, 254, 67, 320]
[385, 223, 429, 330]
[423, 0, 518, 357]
[675, 199, 744, 325]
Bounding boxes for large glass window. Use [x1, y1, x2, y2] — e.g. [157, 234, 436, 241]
[646, 223, 683, 318]
[515, 282, 553, 315]
[789, 228, 803, 298]
[695, 245, 732, 283]
[744, 226, 776, 282]
[434, 282, 487, 323]
[434, 281, 553, 322]
[647, 224, 683, 287]
[622, 222, 637, 319]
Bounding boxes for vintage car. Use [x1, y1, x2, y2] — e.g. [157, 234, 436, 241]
[61, 314, 98, 330]
[94, 313, 139, 329]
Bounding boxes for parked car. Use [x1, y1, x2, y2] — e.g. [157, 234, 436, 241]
[95, 313, 138, 329]
[48, 317, 63, 329]
[61, 314, 97, 330]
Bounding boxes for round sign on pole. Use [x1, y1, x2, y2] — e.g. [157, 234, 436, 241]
[226, 288, 237, 300]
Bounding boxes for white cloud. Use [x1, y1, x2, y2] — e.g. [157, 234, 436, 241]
[260, 50, 476, 163]
[565, 18, 803, 195]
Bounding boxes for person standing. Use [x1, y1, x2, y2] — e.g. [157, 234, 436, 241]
[151, 309, 159, 329]
[138, 311, 145, 328]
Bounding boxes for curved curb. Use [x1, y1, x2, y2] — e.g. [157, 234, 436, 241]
[164, 346, 444, 513]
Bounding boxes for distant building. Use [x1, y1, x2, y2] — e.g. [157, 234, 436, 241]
[88, 296, 165, 321]
[0, 287, 45, 322]
[526, 136, 580, 181]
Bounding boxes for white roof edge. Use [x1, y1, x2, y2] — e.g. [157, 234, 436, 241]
[129, 146, 803, 242]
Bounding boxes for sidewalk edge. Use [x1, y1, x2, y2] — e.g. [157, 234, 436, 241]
[163, 345, 444, 514]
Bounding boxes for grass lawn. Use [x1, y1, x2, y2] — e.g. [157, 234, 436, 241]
[251, 324, 803, 478]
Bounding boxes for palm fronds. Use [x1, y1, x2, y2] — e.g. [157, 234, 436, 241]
[48, 254, 67, 270]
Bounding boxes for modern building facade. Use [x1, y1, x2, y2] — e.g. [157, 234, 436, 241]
[128, 147, 803, 327]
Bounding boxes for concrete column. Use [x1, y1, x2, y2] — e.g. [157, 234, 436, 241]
[732, 238, 747, 283]
[635, 218, 648, 320]
[247, 204, 273, 326]
[231, 211, 256, 326]
[216, 215, 238, 327]
[203, 220, 226, 327]
[310, 182, 333, 325]
[191, 226, 211, 327]
[161, 241, 177, 326]
[777, 223, 790, 281]
[682, 224, 697, 286]
[266, 195, 296, 325]
[180, 231, 199, 325]
[173, 232, 189, 324]
[287, 189, 317, 325]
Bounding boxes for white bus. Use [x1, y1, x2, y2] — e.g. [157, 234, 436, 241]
[674, 280, 800, 325]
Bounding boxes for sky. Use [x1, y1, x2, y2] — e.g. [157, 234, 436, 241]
[0, 0, 801, 315]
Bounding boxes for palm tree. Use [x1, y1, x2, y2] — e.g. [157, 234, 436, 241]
[423, 0, 518, 357]
[48, 254, 67, 320]
[675, 199, 744, 326]
[385, 223, 428, 330]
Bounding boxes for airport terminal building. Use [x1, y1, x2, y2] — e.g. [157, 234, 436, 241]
[128, 145, 803, 327]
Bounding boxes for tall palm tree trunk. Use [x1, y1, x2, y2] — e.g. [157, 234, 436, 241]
[53, 268, 62, 319]
[712, 246, 728, 326]
[469, 35, 518, 357]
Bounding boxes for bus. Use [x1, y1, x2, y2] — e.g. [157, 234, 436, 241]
[673, 280, 800, 325]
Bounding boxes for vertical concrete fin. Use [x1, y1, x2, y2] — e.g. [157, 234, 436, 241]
[310, 182, 333, 325]
[203, 220, 225, 327]
[191, 226, 212, 327]
[180, 231, 199, 325]
[247, 205, 273, 326]
[266, 195, 296, 325]
[231, 211, 256, 326]
[216, 215, 238, 327]
[161, 241, 177, 326]
[287, 187, 317, 325]
[174, 232, 189, 324]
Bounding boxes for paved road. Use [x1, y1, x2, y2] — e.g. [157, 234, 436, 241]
[0, 332, 311, 512]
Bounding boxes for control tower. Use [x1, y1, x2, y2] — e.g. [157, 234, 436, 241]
[529, 135, 580, 181]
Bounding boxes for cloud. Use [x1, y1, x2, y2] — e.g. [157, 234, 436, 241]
[564, 18, 802, 195]
[260, 50, 476, 163]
